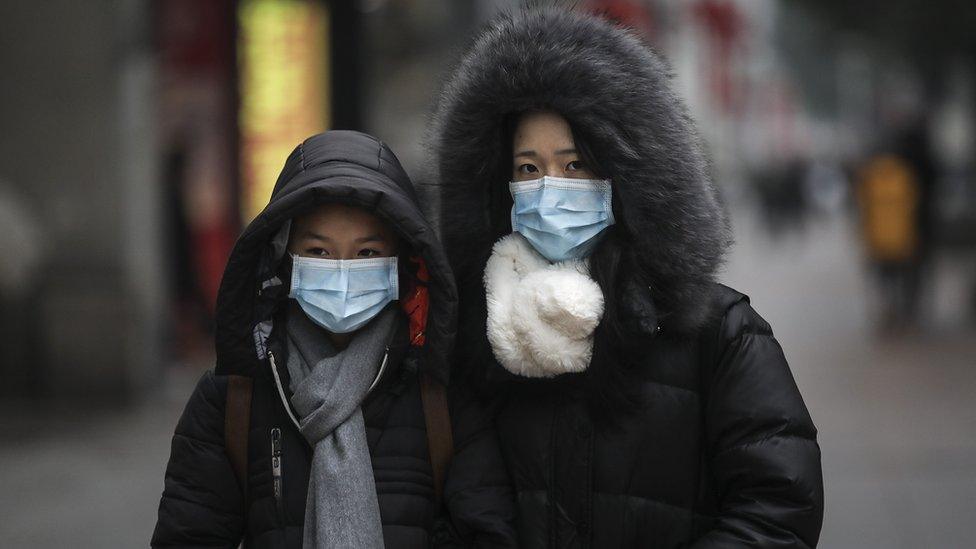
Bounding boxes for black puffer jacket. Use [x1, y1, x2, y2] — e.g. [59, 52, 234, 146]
[151, 131, 513, 547]
[428, 8, 824, 548]
[484, 284, 822, 548]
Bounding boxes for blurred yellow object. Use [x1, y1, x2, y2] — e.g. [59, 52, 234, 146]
[857, 155, 919, 262]
[239, 0, 331, 223]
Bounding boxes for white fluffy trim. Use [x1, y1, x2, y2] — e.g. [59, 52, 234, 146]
[484, 233, 604, 378]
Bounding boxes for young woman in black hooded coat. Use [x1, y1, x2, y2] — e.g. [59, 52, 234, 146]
[428, 8, 824, 548]
[150, 130, 515, 548]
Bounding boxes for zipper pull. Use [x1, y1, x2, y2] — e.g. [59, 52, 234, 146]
[271, 428, 283, 504]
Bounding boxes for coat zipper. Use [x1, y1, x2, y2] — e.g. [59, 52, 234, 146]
[268, 350, 302, 431]
[271, 427, 285, 520]
[266, 347, 389, 526]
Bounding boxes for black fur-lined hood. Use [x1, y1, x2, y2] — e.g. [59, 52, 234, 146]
[428, 7, 731, 333]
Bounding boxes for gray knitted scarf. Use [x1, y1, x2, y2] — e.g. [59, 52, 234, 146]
[286, 302, 396, 549]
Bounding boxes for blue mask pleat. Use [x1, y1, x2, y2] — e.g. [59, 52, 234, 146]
[515, 210, 609, 232]
[509, 176, 615, 262]
[288, 255, 399, 333]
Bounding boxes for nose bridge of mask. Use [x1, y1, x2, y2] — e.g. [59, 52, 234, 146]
[512, 176, 611, 212]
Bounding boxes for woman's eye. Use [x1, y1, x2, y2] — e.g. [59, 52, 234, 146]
[358, 248, 381, 258]
[307, 247, 330, 257]
[567, 160, 586, 171]
[517, 163, 538, 174]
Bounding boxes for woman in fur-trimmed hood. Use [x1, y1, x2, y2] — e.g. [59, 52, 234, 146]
[428, 7, 824, 548]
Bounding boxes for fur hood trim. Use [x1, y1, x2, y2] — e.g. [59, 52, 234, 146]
[429, 7, 731, 333]
[484, 234, 604, 377]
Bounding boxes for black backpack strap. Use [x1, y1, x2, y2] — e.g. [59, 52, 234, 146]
[225, 374, 254, 507]
[419, 372, 454, 507]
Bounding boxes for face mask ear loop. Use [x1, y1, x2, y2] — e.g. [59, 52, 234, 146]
[604, 181, 616, 225]
[287, 253, 300, 298]
[388, 256, 400, 300]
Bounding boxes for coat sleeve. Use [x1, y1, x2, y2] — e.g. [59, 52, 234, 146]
[439, 381, 519, 548]
[151, 369, 245, 548]
[691, 298, 824, 548]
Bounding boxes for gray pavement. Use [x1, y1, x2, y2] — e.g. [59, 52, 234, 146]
[0, 367, 195, 548]
[722, 207, 976, 548]
[0, 206, 974, 548]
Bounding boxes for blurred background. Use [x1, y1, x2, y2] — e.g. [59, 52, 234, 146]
[1, 0, 974, 547]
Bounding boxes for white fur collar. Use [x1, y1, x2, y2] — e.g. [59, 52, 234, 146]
[483, 233, 604, 378]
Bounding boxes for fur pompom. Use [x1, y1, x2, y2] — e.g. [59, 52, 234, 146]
[484, 234, 604, 378]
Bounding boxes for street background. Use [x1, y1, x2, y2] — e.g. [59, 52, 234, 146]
[1, 1, 974, 547]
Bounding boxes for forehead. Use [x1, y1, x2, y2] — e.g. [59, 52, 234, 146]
[292, 202, 390, 235]
[513, 110, 575, 149]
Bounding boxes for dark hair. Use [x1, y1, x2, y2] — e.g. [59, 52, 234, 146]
[490, 110, 643, 419]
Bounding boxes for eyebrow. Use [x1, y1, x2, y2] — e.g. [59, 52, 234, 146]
[300, 231, 386, 244]
[300, 230, 331, 242]
[354, 235, 386, 244]
[513, 148, 578, 158]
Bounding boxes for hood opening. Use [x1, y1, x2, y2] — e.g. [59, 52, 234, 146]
[428, 7, 731, 333]
[214, 131, 457, 384]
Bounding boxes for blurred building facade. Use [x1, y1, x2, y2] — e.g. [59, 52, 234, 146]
[2, 0, 973, 404]
[0, 1, 162, 401]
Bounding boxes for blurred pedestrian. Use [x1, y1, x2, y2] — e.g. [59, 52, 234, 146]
[0, 181, 45, 395]
[427, 7, 824, 548]
[161, 143, 213, 359]
[151, 131, 514, 547]
[856, 153, 922, 329]
[752, 154, 811, 238]
[897, 119, 939, 319]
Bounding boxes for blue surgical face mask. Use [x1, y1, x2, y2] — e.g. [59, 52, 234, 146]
[509, 175, 615, 262]
[288, 254, 399, 334]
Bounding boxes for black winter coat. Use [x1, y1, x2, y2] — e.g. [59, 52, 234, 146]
[151, 131, 515, 547]
[485, 283, 822, 548]
[427, 8, 824, 548]
[152, 331, 433, 548]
